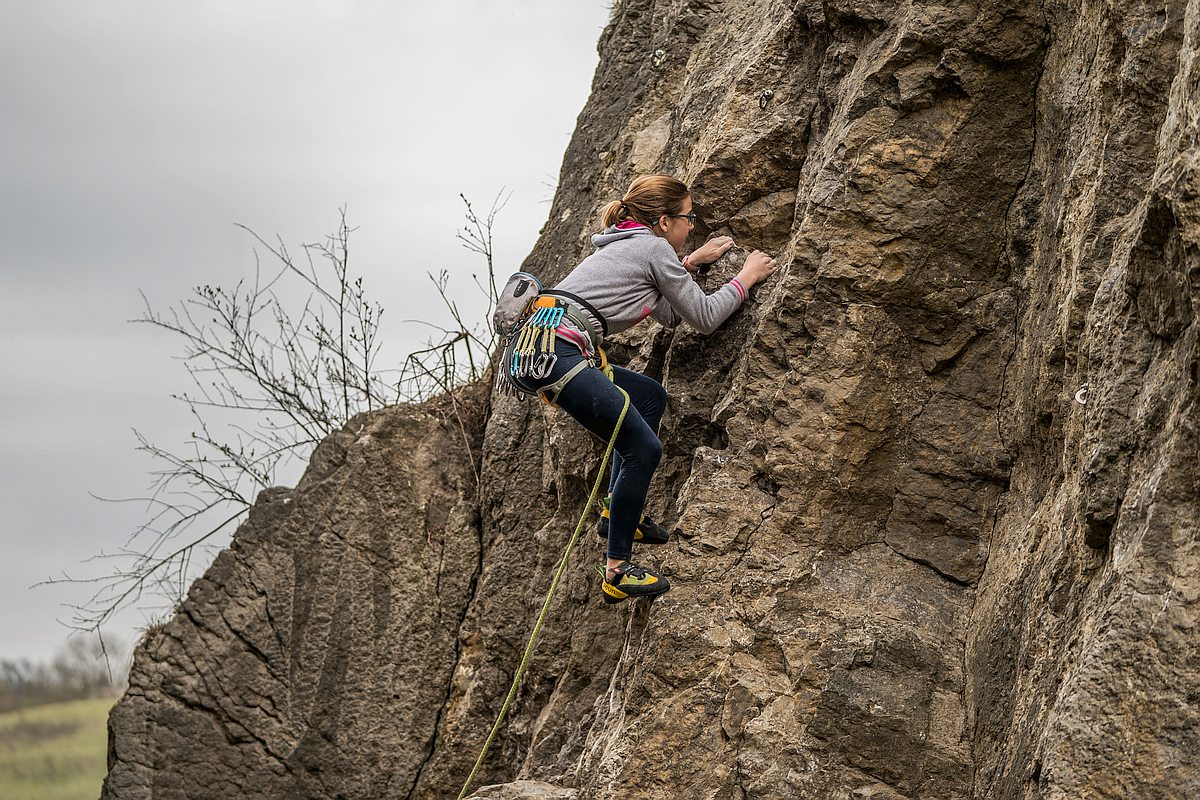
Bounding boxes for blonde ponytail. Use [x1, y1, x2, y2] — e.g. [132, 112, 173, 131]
[601, 199, 626, 227]
[601, 175, 690, 229]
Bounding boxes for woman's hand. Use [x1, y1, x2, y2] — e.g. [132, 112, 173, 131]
[685, 236, 734, 273]
[736, 250, 778, 288]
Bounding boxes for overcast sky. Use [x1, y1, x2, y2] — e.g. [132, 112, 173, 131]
[0, 1, 610, 665]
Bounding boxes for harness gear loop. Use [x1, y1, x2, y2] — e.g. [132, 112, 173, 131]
[456, 388, 630, 800]
[597, 345, 614, 382]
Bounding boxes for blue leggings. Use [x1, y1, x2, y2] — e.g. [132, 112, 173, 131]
[515, 337, 667, 561]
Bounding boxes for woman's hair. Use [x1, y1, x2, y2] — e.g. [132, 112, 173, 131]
[601, 175, 690, 228]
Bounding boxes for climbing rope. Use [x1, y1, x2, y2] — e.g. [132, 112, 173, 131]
[456, 388, 630, 800]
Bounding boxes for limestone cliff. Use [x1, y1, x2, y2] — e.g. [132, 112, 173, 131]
[103, 1, 1200, 798]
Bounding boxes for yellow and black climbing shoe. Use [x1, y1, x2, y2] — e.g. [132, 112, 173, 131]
[596, 497, 671, 545]
[600, 561, 671, 604]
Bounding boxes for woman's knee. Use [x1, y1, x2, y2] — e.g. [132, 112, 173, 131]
[651, 380, 668, 415]
[631, 376, 668, 427]
[647, 434, 663, 467]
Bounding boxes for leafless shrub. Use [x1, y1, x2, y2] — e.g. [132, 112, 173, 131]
[396, 192, 507, 399]
[40, 195, 505, 640]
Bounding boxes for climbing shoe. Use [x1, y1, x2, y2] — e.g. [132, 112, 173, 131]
[600, 561, 671, 604]
[596, 497, 671, 545]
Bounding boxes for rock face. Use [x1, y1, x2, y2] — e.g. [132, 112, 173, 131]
[103, 1, 1200, 798]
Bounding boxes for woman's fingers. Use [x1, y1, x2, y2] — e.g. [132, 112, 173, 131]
[706, 236, 733, 257]
[744, 250, 778, 281]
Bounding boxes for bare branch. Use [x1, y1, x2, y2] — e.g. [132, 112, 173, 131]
[65, 200, 505, 641]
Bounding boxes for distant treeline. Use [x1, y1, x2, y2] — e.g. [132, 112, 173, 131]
[1, 636, 128, 712]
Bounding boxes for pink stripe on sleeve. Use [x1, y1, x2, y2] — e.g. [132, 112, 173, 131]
[730, 278, 748, 301]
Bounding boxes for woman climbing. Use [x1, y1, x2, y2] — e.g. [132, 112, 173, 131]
[504, 174, 778, 604]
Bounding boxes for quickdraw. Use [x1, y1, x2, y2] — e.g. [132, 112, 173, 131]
[511, 297, 565, 381]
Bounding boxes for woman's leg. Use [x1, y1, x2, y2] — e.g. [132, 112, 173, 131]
[552, 367, 662, 562]
[606, 365, 668, 496]
[513, 339, 662, 562]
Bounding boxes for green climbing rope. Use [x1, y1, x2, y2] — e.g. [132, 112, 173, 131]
[456, 388, 630, 800]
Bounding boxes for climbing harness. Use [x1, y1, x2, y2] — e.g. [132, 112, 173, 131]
[494, 280, 610, 404]
[531, 345, 615, 407]
[456, 387, 630, 800]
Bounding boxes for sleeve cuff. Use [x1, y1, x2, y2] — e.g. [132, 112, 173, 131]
[729, 278, 748, 302]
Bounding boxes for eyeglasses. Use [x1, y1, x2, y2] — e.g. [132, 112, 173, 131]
[666, 212, 699, 224]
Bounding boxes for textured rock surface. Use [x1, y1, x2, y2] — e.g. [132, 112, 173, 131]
[104, 1, 1199, 798]
[102, 393, 486, 798]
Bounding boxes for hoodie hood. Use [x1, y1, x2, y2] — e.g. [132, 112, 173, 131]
[591, 224, 657, 248]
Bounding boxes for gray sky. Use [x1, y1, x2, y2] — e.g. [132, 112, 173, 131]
[0, 1, 610, 664]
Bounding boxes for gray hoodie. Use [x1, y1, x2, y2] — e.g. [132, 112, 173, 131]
[553, 226, 746, 343]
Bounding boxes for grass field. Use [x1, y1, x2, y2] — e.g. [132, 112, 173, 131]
[0, 696, 114, 800]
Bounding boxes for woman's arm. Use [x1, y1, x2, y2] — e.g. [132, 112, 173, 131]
[647, 240, 777, 334]
[683, 236, 734, 275]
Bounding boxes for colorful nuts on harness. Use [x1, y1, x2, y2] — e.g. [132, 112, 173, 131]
[505, 298, 569, 384]
[494, 293, 608, 403]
